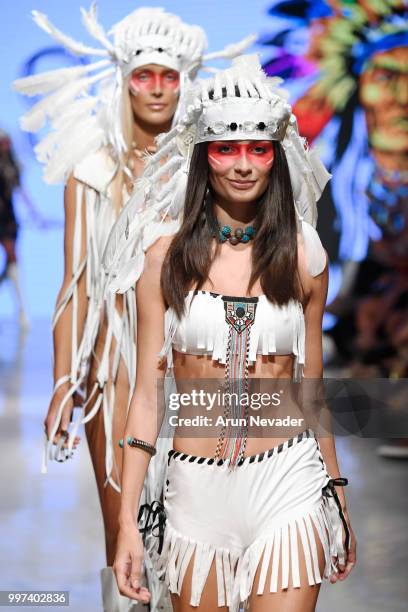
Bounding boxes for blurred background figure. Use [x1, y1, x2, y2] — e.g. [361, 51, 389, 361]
[260, 0, 408, 456]
[0, 128, 43, 329]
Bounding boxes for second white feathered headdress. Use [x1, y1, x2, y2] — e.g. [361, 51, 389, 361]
[12, 4, 255, 184]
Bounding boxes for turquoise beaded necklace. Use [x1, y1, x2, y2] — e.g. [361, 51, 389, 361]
[204, 190, 256, 245]
[218, 224, 256, 245]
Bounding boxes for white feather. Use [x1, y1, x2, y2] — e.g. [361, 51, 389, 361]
[231, 54, 265, 82]
[153, 167, 184, 203]
[80, 3, 114, 53]
[32, 10, 107, 57]
[43, 118, 105, 184]
[34, 98, 99, 162]
[20, 68, 113, 132]
[167, 170, 188, 218]
[203, 34, 256, 61]
[51, 97, 98, 129]
[12, 60, 109, 97]
[20, 79, 87, 132]
[34, 131, 59, 163]
[102, 186, 147, 270]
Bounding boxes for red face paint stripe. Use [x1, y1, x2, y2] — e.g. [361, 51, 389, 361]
[208, 142, 275, 169]
[129, 69, 180, 93]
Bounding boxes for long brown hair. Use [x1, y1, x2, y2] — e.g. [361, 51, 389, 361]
[161, 140, 301, 317]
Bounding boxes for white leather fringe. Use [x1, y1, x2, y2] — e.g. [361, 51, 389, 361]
[155, 497, 344, 612]
[42, 175, 136, 493]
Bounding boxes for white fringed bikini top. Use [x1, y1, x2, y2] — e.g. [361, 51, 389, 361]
[159, 289, 306, 381]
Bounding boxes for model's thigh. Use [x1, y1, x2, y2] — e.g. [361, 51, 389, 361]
[85, 347, 130, 564]
[85, 312, 130, 481]
[249, 522, 325, 612]
[170, 553, 229, 612]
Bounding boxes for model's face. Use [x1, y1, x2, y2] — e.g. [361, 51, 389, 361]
[129, 64, 180, 126]
[359, 47, 408, 153]
[208, 140, 274, 204]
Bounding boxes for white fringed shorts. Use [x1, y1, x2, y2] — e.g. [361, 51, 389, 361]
[154, 429, 348, 611]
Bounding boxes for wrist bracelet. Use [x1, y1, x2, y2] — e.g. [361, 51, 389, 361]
[329, 477, 348, 487]
[119, 436, 157, 456]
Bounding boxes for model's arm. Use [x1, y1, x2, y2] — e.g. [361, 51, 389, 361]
[302, 256, 347, 501]
[302, 249, 356, 582]
[44, 176, 88, 445]
[114, 238, 168, 603]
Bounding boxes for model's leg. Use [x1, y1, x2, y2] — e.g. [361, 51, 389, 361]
[248, 521, 325, 612]
[170, 553, 230, 612]
[85, 347, 143, 612]
[85, 348, 129, 564]
[168, 522, 325, 612]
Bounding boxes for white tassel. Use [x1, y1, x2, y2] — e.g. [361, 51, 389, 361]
[32, 9, 108, 57]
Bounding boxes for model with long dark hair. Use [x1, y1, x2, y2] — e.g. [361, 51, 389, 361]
[108, 56, 357, 612]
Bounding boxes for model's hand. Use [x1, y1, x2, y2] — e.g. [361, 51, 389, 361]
[44, 386, 80, 450]
[330, 511, 356, 583]
[113, 523, 151, 603]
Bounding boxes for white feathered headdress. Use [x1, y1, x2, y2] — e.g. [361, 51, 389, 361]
[12, 3, 255, 184]
[103, 54, 332, 293]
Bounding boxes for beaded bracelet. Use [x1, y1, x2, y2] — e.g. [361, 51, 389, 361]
[118, 436, 157, 456]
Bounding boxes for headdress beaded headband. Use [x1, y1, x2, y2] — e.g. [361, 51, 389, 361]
[12, 3, 256, 184]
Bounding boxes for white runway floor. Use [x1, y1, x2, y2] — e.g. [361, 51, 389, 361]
[0, 319, 407, 611]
